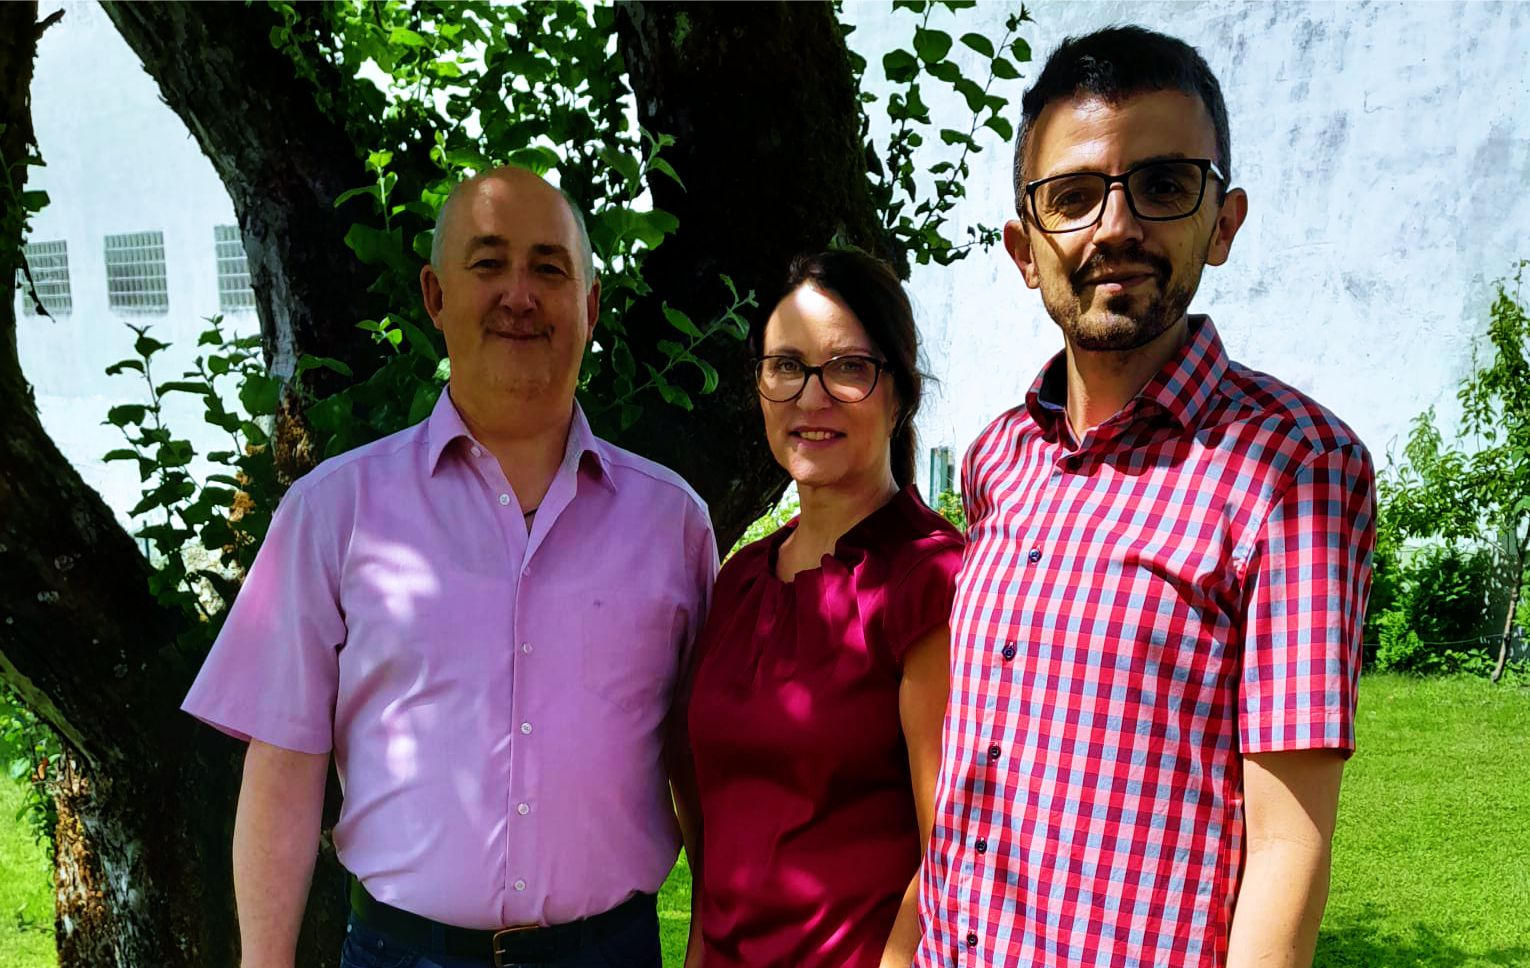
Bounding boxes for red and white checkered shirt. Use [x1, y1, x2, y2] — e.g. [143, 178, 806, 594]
[916, 316, 1375, 968]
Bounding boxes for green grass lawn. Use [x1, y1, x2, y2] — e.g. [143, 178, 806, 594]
[2, 674, 1525, 966]
[0, 779, 54, 968]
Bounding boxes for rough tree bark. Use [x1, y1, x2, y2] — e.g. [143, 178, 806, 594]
[2, 4, 245, 966]
[2, 1, 888, 964]
[613, 1, 895, 547]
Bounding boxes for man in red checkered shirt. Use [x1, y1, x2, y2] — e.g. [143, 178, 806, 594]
[916, 26, 1376, 968]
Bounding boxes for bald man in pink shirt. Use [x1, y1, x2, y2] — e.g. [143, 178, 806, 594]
[184, 167, 716, 968]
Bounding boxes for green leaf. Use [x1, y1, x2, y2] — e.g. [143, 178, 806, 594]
[334, 185, 381, 210]
[344, 224, 408, 275]
[103, 448, 139, 462]
[296, 355, 355, 378]
[657, 381, 693, 411]
[20, 189, 49, 212]
[692, 357, 719, 395]
[990, 55, 1021, 80]
[105, 359, 145, 376]
[157, 381, 212, 396]
[984, 115, 1015, 141]
[891, 0, 927, 11]
[389, 26, 427, 47]
[134, 334, 171, 359]
[506, 145, 561, 175]
[960, 32, 995, 58]
[663, 304, 703, 339]
[156, 439, 195, 468]
[927, 60, 962, 84]
[106, 405, 148, 427]
[913, 28, 953, 64]
[1009, 38, 1032, 63]
[648, 158, 685, 190]
[443, 147, 490, 170]
[239, 374, 282, 416]
[882, 49, 918, 84]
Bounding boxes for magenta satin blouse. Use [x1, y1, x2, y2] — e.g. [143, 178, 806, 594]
[688, 485, 964, 967]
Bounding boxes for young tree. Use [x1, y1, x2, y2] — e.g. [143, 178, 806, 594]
[1384, 262, 1530, 683]
[1, 1, 1030, 962]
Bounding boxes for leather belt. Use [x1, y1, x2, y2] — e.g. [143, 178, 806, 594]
[348, 876, 653, 966]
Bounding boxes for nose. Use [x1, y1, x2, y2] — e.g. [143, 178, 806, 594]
[795, 370, 834, 411]
[1093, 182, 1145, 246]
[498, 267, 537, 313]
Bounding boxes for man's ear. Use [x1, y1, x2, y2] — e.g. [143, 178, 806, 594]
[1206, 187, 1249, 268]
[1003, 218, 1042, 290]
[421, 264, 446, 331]
[584, 278, 601, 345]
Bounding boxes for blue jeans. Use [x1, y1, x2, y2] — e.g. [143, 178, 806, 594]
[337, 899, 663, 968]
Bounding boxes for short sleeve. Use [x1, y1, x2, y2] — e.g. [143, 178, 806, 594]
[1239, 443, 1376, 756]
[181, 481, 346, 754]
[883, 543, 964, 666]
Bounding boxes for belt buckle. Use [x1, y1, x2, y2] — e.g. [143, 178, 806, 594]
[492, 924, 540, 967]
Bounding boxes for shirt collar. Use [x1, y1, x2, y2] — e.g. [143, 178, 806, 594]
[1024, 314, 1230, 435]
[425, 387, 617, 492]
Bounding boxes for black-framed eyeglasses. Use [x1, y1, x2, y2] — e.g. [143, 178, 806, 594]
[1024, 158, 1226, 234]
[754, 354, 888, 404]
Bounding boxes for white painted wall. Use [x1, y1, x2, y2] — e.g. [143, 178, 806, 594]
[841, 0, 1530, 498]
[15, 2, 1530, 521]
[18, 1, 257, 527]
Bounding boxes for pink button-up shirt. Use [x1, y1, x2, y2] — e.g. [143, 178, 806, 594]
[183, 390, 717, 928]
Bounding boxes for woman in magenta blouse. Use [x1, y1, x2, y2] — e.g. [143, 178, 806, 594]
[682, 250, 964, 967]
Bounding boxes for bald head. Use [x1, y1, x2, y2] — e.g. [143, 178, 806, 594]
[430, 166, 595, 286]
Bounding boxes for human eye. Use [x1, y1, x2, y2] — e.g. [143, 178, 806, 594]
[1042, 176, 1099, 216]
[536, 262, 569, 276]
[469, 257, 502, 271]
[832, 357, 872, 376]
[768, 357, 803, 377]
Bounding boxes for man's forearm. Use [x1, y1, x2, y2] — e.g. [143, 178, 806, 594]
[233, 740, 330, 968]
[1225, 838, 1332, 968]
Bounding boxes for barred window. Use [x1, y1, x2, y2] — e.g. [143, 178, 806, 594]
[214, 224, 255, 312]
[19, 239, 72, 316]
[104, 230, 169, 314]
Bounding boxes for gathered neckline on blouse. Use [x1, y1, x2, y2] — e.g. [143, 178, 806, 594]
[764, 483, 925, 585]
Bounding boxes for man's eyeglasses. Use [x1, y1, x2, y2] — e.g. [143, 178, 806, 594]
[755, 354, 887, 404]
[1024, 158, 1226, 234]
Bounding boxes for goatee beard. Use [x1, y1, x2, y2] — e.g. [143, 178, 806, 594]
[1051, 243, 1195, 352]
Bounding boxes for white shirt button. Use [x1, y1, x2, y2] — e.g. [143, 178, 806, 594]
[498, 493, 511, 507]
[470, 445, 482, 458]
[517, 802, 530, 816]
[513, 879, 527, 891]
[520, 722, 532, 735]
[521, 642, 533, 654]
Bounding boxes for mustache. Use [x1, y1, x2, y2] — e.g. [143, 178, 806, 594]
[1069, 245, 1173, 291]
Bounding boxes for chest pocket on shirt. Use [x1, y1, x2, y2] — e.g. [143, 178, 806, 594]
[577, 594, 681, 714]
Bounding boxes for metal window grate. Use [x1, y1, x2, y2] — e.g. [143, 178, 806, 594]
[104, 230, 169, 314]
[214, 224, 255, 312]
[19, 239, 72, 316]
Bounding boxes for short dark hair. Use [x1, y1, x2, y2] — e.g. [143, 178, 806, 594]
[753, 250, 926, 489]
[1013, 25, 1231, 215]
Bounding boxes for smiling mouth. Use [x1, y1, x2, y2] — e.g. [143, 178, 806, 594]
[792, 430, 843, 442]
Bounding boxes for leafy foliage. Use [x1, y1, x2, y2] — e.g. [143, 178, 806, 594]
[853, 0, 1032, 266]
[1379, 262, 1530, 679]
[934, 489, 966, 531]
[1371, 542, 1500, 675]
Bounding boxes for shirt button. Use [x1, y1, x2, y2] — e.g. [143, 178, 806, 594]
[513, 879, 527, 892]
[975, 838, 988, 853]
[521, 642, 533, 654]
[966, 932, 979, 947]
[520, 722, 532, 735]
[517, 802, 530, 816]
[1001, 643, 1017, 661]
[1027, 548, 1042, 563]
[987, 743, 1002, 761]
[470, 445, 482, 458]
[498, 493, 511, 507]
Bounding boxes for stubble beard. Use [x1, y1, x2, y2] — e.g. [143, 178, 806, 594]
[1040, 240, 1207, 352]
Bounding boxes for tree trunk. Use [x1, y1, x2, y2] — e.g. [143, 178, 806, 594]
[1490, 533, 1525, 683]
[613, 0, 896, 548]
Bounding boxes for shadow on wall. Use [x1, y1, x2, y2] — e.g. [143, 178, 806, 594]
[1316, 903, 1530, 968]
